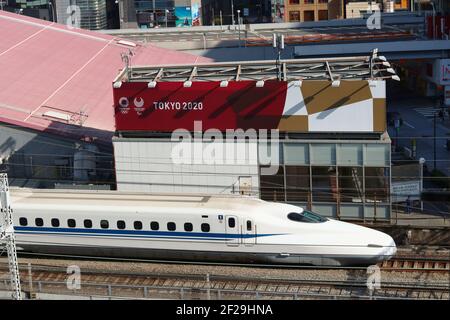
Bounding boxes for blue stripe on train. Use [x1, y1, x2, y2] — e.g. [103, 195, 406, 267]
[14, 226, 284, 240]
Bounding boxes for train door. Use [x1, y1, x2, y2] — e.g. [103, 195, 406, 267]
[243, 219, 256, 246]
[225, 215, 239, 246]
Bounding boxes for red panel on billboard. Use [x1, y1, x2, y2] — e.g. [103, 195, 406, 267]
[113, 81, 288, 132]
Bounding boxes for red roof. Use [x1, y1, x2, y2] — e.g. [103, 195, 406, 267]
[0, 11, 212, 142]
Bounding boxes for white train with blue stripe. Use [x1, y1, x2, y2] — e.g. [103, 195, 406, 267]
[10, 188, 397, 266]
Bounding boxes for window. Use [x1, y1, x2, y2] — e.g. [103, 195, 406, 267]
[288, 211, 328, 223]
[304, 10, 315, 22]
[201, 223, 210, 232]
[150, 221, 159, 231]
[19, 217, 27, 226]
[289, 0, 299, 4]
[246, 220, 252, 231]
[365, 167, 389, 202]
[228, 217, 236, 228]
[84, 219, 92, 228]
[289, 11, 300, 22]
[260, 166, 285, 202]
[134, 221, 143, 230]
[184, 223, 193, 232]
[304, 0, 314, 4]
[286, 166, 310, 202]
[167, 222, 176, 231]
[67, 219, 76, 228]
[338, 167, 363, 203]
[311, 166, 337, 202]
[35, 218, 44, 227]
[117, 220, 126, 230]
[51, 218, 60, 227]
[318, 10, 328, 20]
[100, 220, 109, 229]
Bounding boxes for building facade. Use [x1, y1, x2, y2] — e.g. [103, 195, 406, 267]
[54, 0, 108, 29]
[111, 57, 397, 222]
[285, 0, 330, 22]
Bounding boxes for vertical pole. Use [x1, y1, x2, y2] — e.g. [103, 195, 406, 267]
[220, 10, 223, 27]
[231, 0, 235, 25]
[433, 112, 437, 171]
[206, 273, 211, 300]
[28, 263, 33, 297]
[0, 173, 22, 300]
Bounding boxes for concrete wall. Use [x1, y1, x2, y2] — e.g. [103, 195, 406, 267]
[113, 138, 260, 194]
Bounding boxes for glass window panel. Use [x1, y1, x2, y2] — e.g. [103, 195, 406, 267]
[311, 166, 337, 203]
[365, 167, 390, 203]
[365, 144, 390, 166]
[338, 167, 363, 203]
[311, 144, 336, 165]
[260, 165, 285, 202]
[285, 166, 310, 202]
[338, 144, 362, 166]
[284, 143, 309, 165]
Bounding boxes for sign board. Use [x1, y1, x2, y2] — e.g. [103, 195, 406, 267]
[243, 8, 249, 17]
[113, 80, 386, 133]
[391, 180, 421, 202]
[175, 7, 192, 27]
[445, 85, 450, 106]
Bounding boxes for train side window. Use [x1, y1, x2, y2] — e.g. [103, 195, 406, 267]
[228, 217, 235, 228]
[167, 222, 176, 231]
[100, 220, 109, 229]
[67, 219, 76, 228]
[35, 218, 44, 227]
[246, 220, 252, 231]
[134, 221, 143, 230]
[150, 221, 159, 231]
[19, 217, 27, 226]
[84, 219, 92, 229]
[117, 220, 126, 230]
[184, 223, 193, 232]
[201, 223, 210, 232]
[51, 218, 60, 228]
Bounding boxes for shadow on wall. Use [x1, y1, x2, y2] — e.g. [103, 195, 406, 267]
[0, 121, 116, 189]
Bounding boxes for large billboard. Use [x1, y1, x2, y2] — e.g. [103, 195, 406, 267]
[175, 6, 192, 27]
[113, 80, 386, 133]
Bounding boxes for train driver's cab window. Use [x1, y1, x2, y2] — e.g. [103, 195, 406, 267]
[150, 221, 159, 231]
[134, 221, 143, 230]
[51, 218, 60, 227]
[184, 223, 193, 232]
[19, 217, 27, 226]
[84, 219, 93, 228]
[228, 217, 236, 228]
[287, 211, 328, 223]
[117, 220, 126, 230]
[246, 220, 252, 231]
[201, 223, 210, 232]
[67, 219, 76, 228]
[167, 222, 176, 231]
[100, 220, 109, 229]
[35, 218, 44, 227]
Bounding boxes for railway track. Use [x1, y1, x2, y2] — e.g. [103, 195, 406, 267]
[0, 263, 448, 300]
[380, 257, 450, 272]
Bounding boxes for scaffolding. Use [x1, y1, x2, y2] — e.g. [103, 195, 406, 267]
[0, 173, 22, 300]
[115, 51, 398, 84]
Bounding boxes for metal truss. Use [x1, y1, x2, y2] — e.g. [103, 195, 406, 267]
[119, 51, 398, 84]
[0, 174, 23, 300]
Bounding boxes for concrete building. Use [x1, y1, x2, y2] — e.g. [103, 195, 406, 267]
[284, 0, 330, 22]
[54, 0, 108, 29]
[111, 56, 398, 221]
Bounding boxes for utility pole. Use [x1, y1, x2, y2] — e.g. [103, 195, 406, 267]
[433, 111, 437, 171]
[231, 0, 235, 25]
[0, 173, 22, 300]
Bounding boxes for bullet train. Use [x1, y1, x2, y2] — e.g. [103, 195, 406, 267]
[9, 188, 397, 267]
